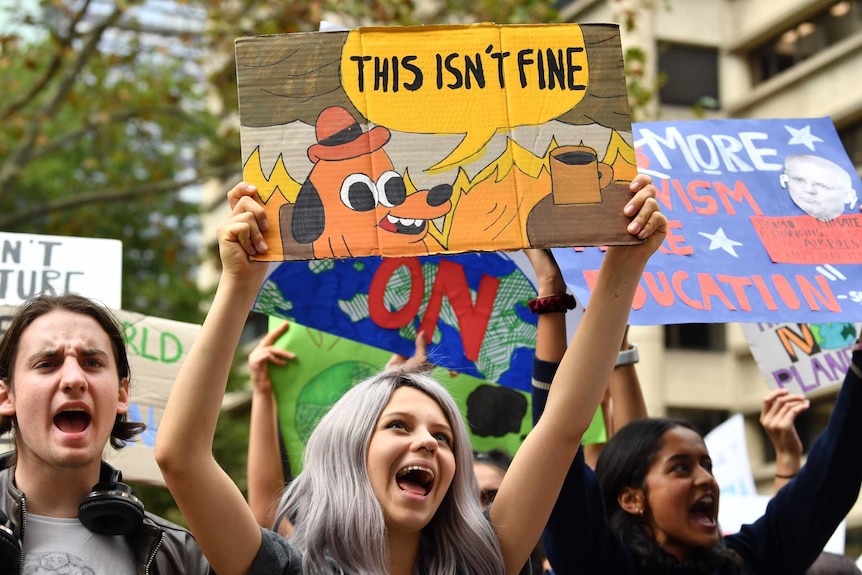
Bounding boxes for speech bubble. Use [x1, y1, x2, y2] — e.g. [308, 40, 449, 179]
[341, 23, 589, 173]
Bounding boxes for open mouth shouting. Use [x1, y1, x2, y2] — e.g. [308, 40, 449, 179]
[690, 494, 718, 530]
[54, 407, 91, 435]
[396, 465, 435, 497]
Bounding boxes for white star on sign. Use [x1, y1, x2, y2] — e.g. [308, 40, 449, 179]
[699, 227, 743, 258]
[785, 125, 824, 151]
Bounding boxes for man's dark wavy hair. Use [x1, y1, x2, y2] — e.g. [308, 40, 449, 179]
[0, 294, 145, 449]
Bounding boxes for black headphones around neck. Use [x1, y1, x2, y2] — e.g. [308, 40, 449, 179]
[0, 451, 145, 569]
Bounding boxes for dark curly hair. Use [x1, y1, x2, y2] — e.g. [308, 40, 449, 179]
[595, 417, 743, 575]
[0, 294, 145, 449]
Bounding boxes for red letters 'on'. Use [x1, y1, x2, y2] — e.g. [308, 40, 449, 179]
[368, 258, 500, 363]
[419, 260, 499, 363]
[368, 258, 424, 329]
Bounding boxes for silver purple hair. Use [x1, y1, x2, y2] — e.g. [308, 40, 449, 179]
[275, 369, 505, 575]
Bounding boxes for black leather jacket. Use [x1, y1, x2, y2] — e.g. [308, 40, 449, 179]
[0, 462, 210, 575]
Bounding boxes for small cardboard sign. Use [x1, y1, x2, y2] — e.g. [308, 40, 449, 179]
[0, 231, 122, 308]
[556, 117, 862, 324]
[235, 23, 638, 261]
[0, 306, 200, 487]
[741, 322, 861, 395]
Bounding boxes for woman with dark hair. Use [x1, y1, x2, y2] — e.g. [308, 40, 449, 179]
[533, 326, 862, 574]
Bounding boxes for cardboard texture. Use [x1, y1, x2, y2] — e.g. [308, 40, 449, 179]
[557, 117, 862, 324]
[0, 306, 201, 487]
[235, 23, 638, 261]
[104, 311, 200, 486]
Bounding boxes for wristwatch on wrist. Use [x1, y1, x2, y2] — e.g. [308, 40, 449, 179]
[615, 343, 639, 367]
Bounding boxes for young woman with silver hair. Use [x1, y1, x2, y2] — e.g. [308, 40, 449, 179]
[154, 177, 667, 575]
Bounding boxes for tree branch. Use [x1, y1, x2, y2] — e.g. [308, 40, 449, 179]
[0, 164, 240, 229]
[0, 3, 124, 202]
[0, 0, 96, 121]
[26, 106, 221, 163]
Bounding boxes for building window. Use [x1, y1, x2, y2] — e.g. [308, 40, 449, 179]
[554, 0, 579, 10]
[657, 43, 720, 109]
[665, 407, 730, 438]
[664, 323, 726, 352]
[748, 0, 862, 84]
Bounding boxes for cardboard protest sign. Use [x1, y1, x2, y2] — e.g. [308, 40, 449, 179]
[0, 306, 200, 486]
[555, 117, 862, 324]
[265, 317, 606, 477]
[105, 311, 200, 486]
[253, 250, 583, 389]
[235, 23, 639, 261]
[741, 322, 861, 395]
[0, 231, 122, 308]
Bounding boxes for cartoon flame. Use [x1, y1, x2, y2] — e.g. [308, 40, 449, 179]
[243, 147, 301, 203]
[435, 130, 636, 250]
[240, 130, 636, 255]
[603, 130, 638, 182]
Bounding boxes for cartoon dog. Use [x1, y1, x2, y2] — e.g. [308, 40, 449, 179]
[281, 106, 453, 259]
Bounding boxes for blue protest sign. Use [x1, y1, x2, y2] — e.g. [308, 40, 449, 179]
[555, 117, 862, 324]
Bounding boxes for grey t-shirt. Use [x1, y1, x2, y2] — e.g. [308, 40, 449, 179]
[23, 513, 136, 575]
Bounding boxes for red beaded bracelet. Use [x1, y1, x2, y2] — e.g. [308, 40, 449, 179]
[528, 293, 577, 314]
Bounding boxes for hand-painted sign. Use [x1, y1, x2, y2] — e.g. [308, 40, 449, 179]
[266, 318, 606, 477]
[105, 311, 201, 486]
[555, 117, 862, 324]
[235, 23, 640, 260]
[0, 306, 200, 486]
[0, 231, 122, 308]
[253, 251, 583, 390]
[741, 322, 860, 395]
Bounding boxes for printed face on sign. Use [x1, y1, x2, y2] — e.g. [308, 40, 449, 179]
[780, 154, 857, 222]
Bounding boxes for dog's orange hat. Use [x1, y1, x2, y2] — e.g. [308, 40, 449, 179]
[307, 106, 391, 164]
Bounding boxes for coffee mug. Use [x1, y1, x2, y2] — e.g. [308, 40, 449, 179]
[549, 145, 614, 205]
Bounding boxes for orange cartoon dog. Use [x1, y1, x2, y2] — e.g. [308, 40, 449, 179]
[281, 106, 453, 259]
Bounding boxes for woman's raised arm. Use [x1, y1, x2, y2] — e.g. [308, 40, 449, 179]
[155, 182, 271, 575]
[490, 174, 668, 575]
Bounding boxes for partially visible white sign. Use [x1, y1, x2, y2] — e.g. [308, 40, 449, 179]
[0, 231, 122, 308]
[741, 322, 861, 395]
[704, 413, 757, 497]
[720, 494, 845, 554]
